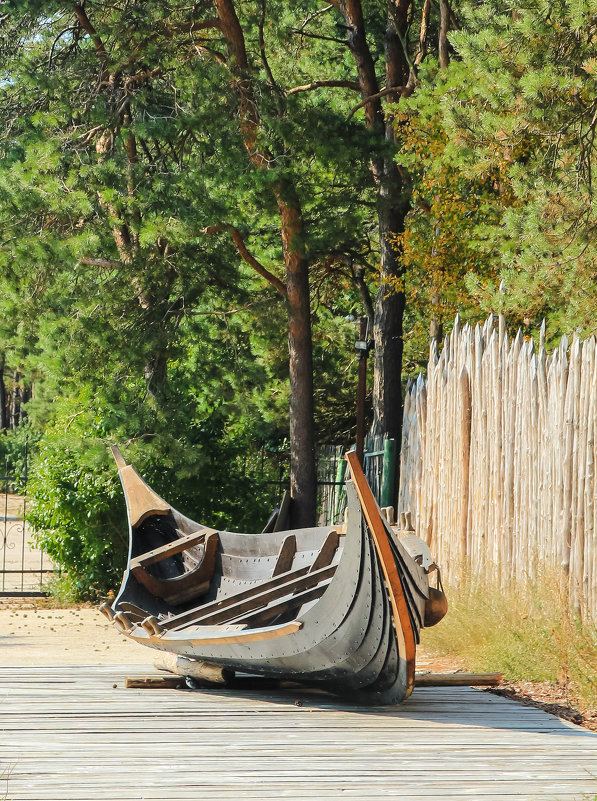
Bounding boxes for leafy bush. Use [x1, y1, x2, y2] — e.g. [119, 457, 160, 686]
[26, 391, 286, 600]
[0, 425, 38, 490]
[26, 402, 127, 601]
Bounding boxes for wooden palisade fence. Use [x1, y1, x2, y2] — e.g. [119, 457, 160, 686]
[398, 315, 596, 622]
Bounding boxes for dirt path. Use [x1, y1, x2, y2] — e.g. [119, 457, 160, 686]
[0, 602, 464, 670]
[0, 604, 142, 665]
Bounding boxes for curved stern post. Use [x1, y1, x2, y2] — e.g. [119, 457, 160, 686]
[345, 450, 417, 698]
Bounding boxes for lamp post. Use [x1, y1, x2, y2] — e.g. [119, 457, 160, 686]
[355, 317, 374, 466]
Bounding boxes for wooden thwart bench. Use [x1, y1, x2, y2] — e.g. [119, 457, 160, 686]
[130, 530, 219, 606]
[151, 530, 340, 633]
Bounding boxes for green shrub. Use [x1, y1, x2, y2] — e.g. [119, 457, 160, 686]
[0, 425, 38, 490]
[26, 404, 127, 601]
[26, 391, 285, 600]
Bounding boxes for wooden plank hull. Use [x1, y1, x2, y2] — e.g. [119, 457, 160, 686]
[104, 450, 439, 704]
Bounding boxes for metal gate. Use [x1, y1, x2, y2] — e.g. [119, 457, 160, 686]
[0, 473, 56, 597]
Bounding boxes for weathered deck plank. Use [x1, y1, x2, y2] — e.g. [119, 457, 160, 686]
[0, 665, 596, 801]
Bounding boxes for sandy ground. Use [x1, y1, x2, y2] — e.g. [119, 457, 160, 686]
[0, 605, 146, 665]
[1, 494, 26, 519]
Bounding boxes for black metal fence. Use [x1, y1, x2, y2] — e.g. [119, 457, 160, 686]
[316, 438, 397, 526]
[0, 457, 57, 597]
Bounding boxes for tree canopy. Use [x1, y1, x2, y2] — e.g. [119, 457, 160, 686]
[397, 0, 597, 351]
[0, 0, 593, 595]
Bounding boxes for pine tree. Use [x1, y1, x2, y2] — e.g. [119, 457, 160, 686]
[0, 1, 376, 527]
[403, 0, 597, 341]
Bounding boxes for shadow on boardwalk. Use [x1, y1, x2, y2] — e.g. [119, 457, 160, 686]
[177, 680, 597, 737]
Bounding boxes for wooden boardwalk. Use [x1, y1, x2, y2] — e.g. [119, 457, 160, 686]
[1, 665, 596, 801]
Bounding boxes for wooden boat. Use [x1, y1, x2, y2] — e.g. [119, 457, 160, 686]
[101, 447, 446, 704]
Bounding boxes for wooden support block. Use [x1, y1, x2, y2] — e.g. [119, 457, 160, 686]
[414, 672, 503, 687]
[228, 675, 281, 690]
[125, 675, 185, 689]
[154, 652, 234, 685]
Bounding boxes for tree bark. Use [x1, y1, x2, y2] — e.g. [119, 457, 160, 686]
[335, 0, 411, 456]
[372, 161, 406, 446]
[213, 0, 317, 526]
[373, 2, 411, 449]
[10, 370, 21, 429]
[438, 0, 450, 69]
[429, 292, 443, 350]
[144, 352, 168, 400]
[279, 186, 316, 527]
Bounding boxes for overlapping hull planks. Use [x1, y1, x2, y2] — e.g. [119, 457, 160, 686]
[101, 448, 445, 704]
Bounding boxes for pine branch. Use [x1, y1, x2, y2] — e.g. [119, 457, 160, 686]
[162, 18, 222, 35]
[202, 225, 288, 298]
[346, 86, 404, 120]
[258, 0, 280, 94]
[72, 4, 109, 83]
[122, 68, 163, 87]
[48, 26, 77, 69]
[79, 257, 122, 269]
[414, 0, 431, 67]
[76, 124, 105, 147]
[290, 29, 347, 44]
[287, 80, 360, 96]
[299, 5, 334, 30]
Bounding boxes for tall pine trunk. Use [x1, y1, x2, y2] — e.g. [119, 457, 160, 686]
[371, 156, 406, 449]
[278, 188, 316, 528]
[213, 0, 317, 526]
[10, 370, 21, 429]
[336, 0, 411, 477]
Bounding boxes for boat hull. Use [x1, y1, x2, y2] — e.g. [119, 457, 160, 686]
[104, 449, 438, 704]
